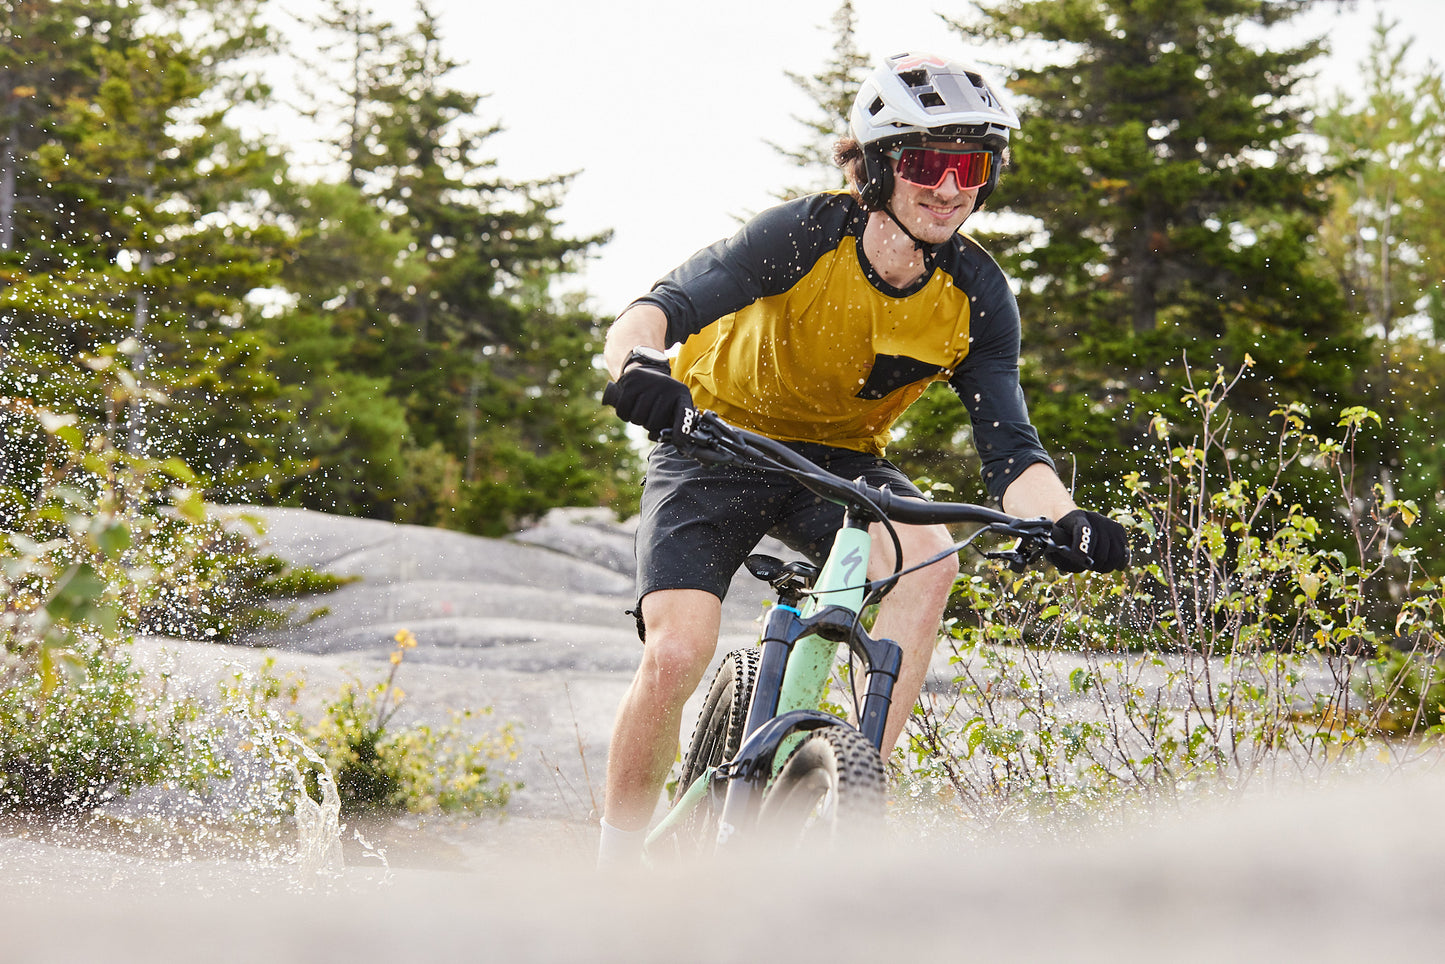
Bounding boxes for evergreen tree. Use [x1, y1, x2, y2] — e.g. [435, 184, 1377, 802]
[1314, 17, 1445, 570]
[0, 0, 111, 254]
[768, 0, 871, 201]
[272, 0, 636, 531]
[262, 179, 419, 514]
[1316, 18, 1445, 345]
[0, 0, 120, 500]
[1, 0, 287, 501]
[952, 0, 1363, 508]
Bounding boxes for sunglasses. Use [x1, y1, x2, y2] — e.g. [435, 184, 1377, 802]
[888, 146, 995, 190]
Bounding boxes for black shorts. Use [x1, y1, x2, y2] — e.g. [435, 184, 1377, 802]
[634, 440, 923, 608]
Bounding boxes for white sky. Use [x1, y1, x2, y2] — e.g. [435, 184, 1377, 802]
[269, 0, 1444, 316]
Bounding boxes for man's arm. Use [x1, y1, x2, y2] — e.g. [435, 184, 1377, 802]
[604, 303, 670, 380]
[1000, 462, 1077, 521]
[1002, 462, 1129, 573]
[601, 302, 694, 439]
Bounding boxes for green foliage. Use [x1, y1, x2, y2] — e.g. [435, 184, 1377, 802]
[901, 364, 1445, 828]
[930, 0, 1366, 512]
[1366, 638, 1445, 736]
[2, 0, 638, 536]
[0, 364, 506, 826]
[1311, 18, 1445, 578]
[0, 391, 235, 813]
[4, 0, 288, 493]
[302, 631, 519, 816]
[1315, 17, 1445, 343]
[2, 381, 350, 644]
[258, 1, 639, 531]
[0, 635, 220, 813]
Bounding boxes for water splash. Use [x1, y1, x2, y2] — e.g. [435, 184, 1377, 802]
[280, 733, 344, 882]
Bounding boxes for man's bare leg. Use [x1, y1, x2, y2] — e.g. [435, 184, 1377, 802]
[602, 588, 722, 833]
[866, 522, 960, 755]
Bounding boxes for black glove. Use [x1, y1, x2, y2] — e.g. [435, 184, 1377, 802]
[1048, 509, 1129, 573]
[602, 360, 695, 440]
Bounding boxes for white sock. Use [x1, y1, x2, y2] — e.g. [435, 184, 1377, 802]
[596, 817, 647, 868]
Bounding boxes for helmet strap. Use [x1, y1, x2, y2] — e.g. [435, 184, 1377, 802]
[880, 201, 943, 259]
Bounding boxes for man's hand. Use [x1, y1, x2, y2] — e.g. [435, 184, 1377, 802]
[602, 360, 695, 440]
[1048, 509, 1129, 573]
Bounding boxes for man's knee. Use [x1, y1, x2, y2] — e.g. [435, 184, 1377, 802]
[914, 531, 961, 591]
[636, 630, 714, 699]
[634, 590, 721, 702]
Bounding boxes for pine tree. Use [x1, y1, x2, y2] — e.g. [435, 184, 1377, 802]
[0, 0, 111, 253]
[272, 0, 637, 531]
[1, 0, 287, 499]
[1314, 17, 1445, 569]
[954, 0, 1364, 507]
[768, 0, 872, 200]
[1316, 18, 1445, 344]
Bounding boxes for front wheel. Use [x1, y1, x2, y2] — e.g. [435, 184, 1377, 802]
[755, 723, 885, 848]
[670, 647, 760, 854]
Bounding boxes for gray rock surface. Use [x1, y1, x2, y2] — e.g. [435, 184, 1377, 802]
[6, 506, 1445, 959]
[207, 504, 787, 822]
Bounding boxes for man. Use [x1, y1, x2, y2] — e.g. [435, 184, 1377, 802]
[596, 53, 1128, 862]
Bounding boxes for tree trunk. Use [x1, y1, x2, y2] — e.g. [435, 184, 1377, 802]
[1130, 212, 1160, 336]
[0, 124, 16, 252]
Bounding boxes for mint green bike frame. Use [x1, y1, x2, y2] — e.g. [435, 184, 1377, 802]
[645, 517, 890, 851]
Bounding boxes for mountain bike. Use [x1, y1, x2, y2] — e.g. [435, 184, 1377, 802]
[642, 410, 1064, 857]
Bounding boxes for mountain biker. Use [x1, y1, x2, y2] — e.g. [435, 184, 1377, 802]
[597, 52, 1129, 863]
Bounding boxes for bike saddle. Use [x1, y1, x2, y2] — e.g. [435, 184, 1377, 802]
[744, 554, 819, 591]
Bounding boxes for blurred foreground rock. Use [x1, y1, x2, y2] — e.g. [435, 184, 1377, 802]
[4, 765, 1445, 961]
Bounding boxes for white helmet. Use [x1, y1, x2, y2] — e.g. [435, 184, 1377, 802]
[849, 52, 1020, 149]
[848, 53, 1020, 209]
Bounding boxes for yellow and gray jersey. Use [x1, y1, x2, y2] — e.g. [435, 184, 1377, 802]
[633, 190, 1053, 501]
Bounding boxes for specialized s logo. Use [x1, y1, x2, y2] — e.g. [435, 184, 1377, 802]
[841, 546, 864, 585]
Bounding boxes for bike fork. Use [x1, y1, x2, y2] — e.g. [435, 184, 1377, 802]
[714, 605, 903, 843]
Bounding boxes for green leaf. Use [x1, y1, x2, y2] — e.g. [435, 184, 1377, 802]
[97, 523, 133, 560]
[48, 563, 112, 627]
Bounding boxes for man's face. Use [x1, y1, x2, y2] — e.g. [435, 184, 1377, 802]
[887, 141, 986, 243]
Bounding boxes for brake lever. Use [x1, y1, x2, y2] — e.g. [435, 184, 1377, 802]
[659, 411, 735, 465]
[985, 546, 1042, 573]
[981, 519, 1064, 573]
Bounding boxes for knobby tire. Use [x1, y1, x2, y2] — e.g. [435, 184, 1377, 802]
[755, 722, 885, 847]
[671, 647, 760, 853]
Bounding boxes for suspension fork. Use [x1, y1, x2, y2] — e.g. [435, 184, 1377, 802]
[714, 508, 904, 840]
[742, 602, 903, 751]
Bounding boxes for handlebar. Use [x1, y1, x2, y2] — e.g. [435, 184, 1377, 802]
[661, 410, 1064, 573]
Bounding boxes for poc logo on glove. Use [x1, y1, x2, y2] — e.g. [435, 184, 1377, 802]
[1048, 509, 1128, 574]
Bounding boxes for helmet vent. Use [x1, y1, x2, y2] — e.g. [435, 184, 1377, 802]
[919, 91, 946, 108]
[965, 71, 1003, 110]
[899, 68, 929, 87]
[868, 96, 885, 116]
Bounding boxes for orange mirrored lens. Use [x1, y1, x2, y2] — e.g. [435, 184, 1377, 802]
[893, 147, 993, 190]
